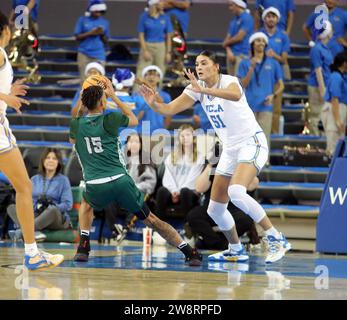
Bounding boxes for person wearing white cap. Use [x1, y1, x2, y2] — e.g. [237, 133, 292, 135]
[223, 0, 254, 76]
[74, 0, 110, 82]
[260, 7, 291, 134]
[71, 62, 105, 117]
[136, 0, 173, 86]
[306, 20, 334, 136]
[139, 50, 291, 264]
[238, 32, 284, 150]
[254, 0, 296, 36]
[136, 65, 172, 134]
[303, 0, 347, 58]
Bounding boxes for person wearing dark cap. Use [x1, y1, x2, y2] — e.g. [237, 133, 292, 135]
[74, 0, 110, 82]
[223, 0, 254, 76]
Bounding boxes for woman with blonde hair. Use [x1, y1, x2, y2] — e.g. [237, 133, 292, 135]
[155, 124, 204, 220]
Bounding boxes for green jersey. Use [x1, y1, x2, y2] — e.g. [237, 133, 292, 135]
[69, 112, 129, 182]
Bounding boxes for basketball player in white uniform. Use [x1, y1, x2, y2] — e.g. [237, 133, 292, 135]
[0, 11, 63, 270]
[140, 50, 291, 263]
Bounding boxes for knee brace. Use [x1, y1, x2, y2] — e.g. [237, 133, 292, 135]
[207, 200, 235, 231]
[228, 184, 265, 223]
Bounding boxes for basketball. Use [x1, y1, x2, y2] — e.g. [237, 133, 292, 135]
[82, 74, 108, 90]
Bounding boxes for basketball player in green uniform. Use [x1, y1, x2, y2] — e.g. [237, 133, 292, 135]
[69, 80, 202, 266]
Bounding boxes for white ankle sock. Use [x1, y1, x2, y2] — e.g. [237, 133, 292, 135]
[265, 227, 281, 239]
[81, 230, 90, 236]
[25, 242, 39, 257]
[229, 242, 242, 251]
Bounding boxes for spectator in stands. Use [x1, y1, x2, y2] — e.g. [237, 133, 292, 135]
[136, 0, 173, 84]
[162, 0, 191, 36]
[223, 0, 254, 76]
[193, 102, 213, 131]
[238, 32, 284, 150]
[254, 0, 295, 36]
[321, 52, 347, 155]
[187, 159, 260, 250]
[155, 124, 204, 220]
[7, 148, 73, 241]
[74, 0, 110, 82]
[307, 21, 334, 136]
[303, 0, 347, 58]
[103, 132, 157, 241]
[71, 61, 105, 114]
[136, 65, 172, 134]
[260, 7, 291, 134]
[9, 0, 40, 35]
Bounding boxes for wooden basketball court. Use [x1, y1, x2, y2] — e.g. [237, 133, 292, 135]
[1, 241, 347, 300]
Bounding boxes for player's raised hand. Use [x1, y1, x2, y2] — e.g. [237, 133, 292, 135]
[184, 68, 203, 93]
[139, 84, 158, 105]
[104, 77, 116, 99]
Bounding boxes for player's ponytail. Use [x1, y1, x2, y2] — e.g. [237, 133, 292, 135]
[81, 85, 104, 111]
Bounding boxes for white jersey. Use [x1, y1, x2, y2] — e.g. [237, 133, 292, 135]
[0, 46, 14, 114]
[184, 74, 262, 149]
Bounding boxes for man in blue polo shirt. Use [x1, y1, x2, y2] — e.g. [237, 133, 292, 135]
[74, 0, 110, 82]
[135, 65, 172, 135]
[136, 0, 173, 87]
[303, 0, 347, 58]
[238, 32, 284, 151]
[260, 7, 290, 134]
[255, 0, 296, 36]
[10, 0, 40, 34]
[223, 0, 254, 76]
[307, 21, 334, 136]
[163, 0, 191, 35]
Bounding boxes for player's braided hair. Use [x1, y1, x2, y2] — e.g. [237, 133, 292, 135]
[81, 85, 104, 111]
[0, 11, 9, 35]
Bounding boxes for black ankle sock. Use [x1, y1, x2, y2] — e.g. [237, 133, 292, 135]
[178, 242, 193, 258]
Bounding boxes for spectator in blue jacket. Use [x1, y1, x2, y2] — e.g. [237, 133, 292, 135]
[74, 0, 110, 82]
[303, 0, 347, 58]
[7, 148, 73, 241]
[223, 0, 254, 76]
[136, 0, 173, 84]
[135, 65, 172, 134]
[254, 0, 295, 36]
[307, 20, 334, 136]
[260, 7, 290, 134]
[321, 52, 347, 155]
[238, 32, 284, 150]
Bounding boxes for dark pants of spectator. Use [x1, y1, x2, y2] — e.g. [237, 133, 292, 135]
[7, 204, 69, 231]
[187, 204, 259, 250]
[155, 186, 199, 220]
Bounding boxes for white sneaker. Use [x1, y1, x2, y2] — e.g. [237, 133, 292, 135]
[208, 244, 249, 262]
[265, 233, 291, 264]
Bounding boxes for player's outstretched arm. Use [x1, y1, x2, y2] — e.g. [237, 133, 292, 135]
[184, 69, 242, 101]
[104, 78, 138, 126]
[139, 84, 195, 116]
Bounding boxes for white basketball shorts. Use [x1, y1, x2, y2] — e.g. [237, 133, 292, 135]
[0, 113, 17, 154]
[215, 131, 268, 176]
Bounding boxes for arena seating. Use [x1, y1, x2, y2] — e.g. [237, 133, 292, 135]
[6, 34, 328, 243]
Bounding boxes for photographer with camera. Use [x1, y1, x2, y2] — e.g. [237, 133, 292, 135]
[7, 148, 73, 241]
